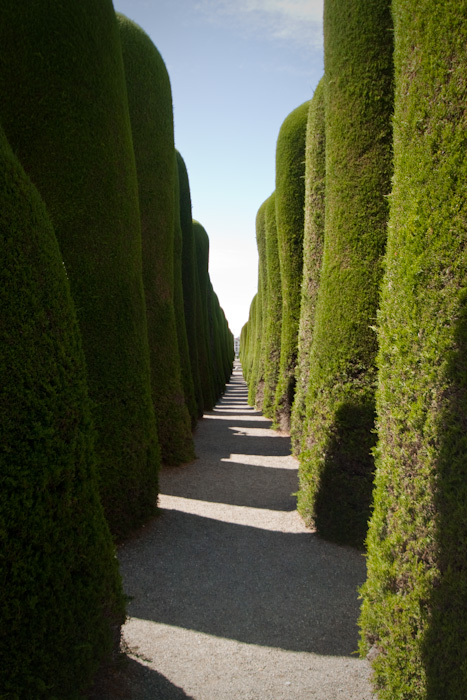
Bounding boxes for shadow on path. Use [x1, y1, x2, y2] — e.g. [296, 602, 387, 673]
[118, 363, 367, 658]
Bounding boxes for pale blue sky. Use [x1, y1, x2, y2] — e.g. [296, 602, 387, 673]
[113, 0, 324, 337]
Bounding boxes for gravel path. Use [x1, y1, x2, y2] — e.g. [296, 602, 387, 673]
[115, 362, 374, 699]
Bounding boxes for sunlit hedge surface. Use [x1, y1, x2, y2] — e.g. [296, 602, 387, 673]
[273, 101, 309, 431]
[297, 0, 393, 547]
[261, 193, 282, 417]
[359, 1, 467, 697]
[291, 79, 326, 455]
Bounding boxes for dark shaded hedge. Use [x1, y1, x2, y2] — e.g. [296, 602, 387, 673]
[359, 2, 467, 697]
[290, 79, 326, 455]
[118, 15, 194, 465]
[273, 101, 310, 431]
[0, 0, 159, 539]
[176, 151, 204, 418]
[173, 154, 198, 430]
[297, 0, 393, 547]
[193, 220, 217, 410]
[261, 192, 282, 418]
[209, 286, 234, 396]
[0, 126, 125, 699]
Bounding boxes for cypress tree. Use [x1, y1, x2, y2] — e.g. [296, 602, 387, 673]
[0, 0, 159, 539]
[176, 151, 204, 418]
[262, 192, 282, 418]
[118, 15, 194, 465]
[273, 100, 310, 431]
[359, 3, 467, 698]
[248, 199, 268, 408]
[243, 294, 258, 388]
[298, 0, 393, 546]
[193, 220, 217, 410]
[291, 78, 326, 455]
[0, 125, 125, 699]
[173, 154, 198, 430]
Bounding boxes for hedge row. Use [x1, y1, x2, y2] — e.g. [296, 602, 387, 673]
[290, 79, 325, 454]
[0, 0, 159, 542]
[242, 0, 467, 696]
[0, 5, 232, 698]
[359, 1, 467, 697]
[242, 0, 393, 547]
[0, 124, 125, 699]
[118, 15, 194, 466]
[298, 0, 393, 546]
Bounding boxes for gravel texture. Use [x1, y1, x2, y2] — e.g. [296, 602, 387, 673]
[114, 362, 374, 699]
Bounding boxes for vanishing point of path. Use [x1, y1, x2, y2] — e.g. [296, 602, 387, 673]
[117, 362, 373, 699]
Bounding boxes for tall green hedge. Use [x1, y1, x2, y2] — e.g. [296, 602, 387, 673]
[0, 0, 159, 539]
[118, 15, 194, 465]
[273, 100, 309, 431]
[248, 199, 268, 408]
[261, 192, 283, 417]
[290, 79, 326, 455]
[297, 0, 393, 546]
[173, 154, 198, 430]
[239, 321, 249, 374]
[176, 151, 204, 417]
[193, 220, 217, 410]
[0, 126, 125, 699]
[359, 3, 467, 697]
[209, 286, 233, 397]
[243, 295, 258, 388]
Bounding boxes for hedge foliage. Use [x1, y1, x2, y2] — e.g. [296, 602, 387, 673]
[118, 15, 194, 465]
[1, 5, 233, 697]
[273, 101, 310, 431]
[359, 1, 467, 697]
[290, 79, 326, 455]
[297, 0, 393, 546]
[261, 193, 283, 417]
[176, 151, 205, 418]
[173, 154, 199, 430]
[0, 125, 125, 699]
[247, 200, 268, 407]
[0, 0, 159, 540]
[193, 221, 217, 411]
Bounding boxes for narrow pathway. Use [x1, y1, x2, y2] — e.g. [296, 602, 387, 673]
[117, 362, 373, 699]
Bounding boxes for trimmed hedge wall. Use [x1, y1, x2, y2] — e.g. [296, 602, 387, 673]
[248, 199, 268, 408]
[248, 202, 267, 406]
[359, 2, 467, 697]
[273, 100, 310, 431]
[290, 79, 326, 455]
[118, 15, 194, 465]
[0, 125, 125, 699]
[261, 192, 282, 418]
[0, 0, 159, 540]
[193, 220, 217, 410]
[243, 294, 258, 388]
[173, 153, 198, 430]
[297, 0, 393, 546]
[176, 151, 204, 418]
